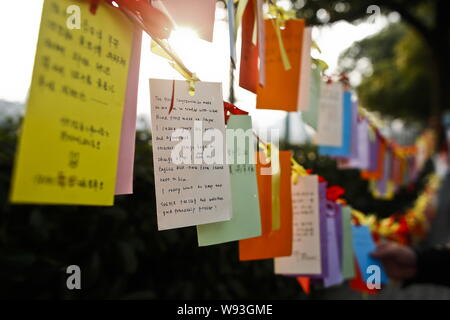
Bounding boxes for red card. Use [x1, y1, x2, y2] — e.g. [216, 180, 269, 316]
[239, 0, 258, 93]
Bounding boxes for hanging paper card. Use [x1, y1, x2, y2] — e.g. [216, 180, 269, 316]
[256, 19, 305, 112]
[297, 27, 312, 111]
[115, 28, 142, 195]
[348, 102, 359, 160]
[149, 79, 232, 230]
[361, 135, 385, 181]
[366, 127, 379, 172]
[274, 175, 322, 275]
[356, 118, 370, 170]
[270, 145, 281, 231]
[256, 0, 265, 86]
[197, 115, 261, 246]
[323, 201, 344, 287]
[312, 182, 329, 279]
[319, 91, 352, 156]
[336, 102, 358, 167]
[392, 152, 401, 186]
[352, 224, 388, 284]
[376, 147, 392, 197]
[316, 82, 344, 147]
[151, 0, 216, 42]
[239, 151, 293, 260]
[341, 206, 355, 279]
[10, 0, 133, 205]
[239, 0, 258, 93]
[280, 181, 328, 278]
[301, 66, 321, 130]
[338, 116, 369, 170]
[334, 203, 343, 260]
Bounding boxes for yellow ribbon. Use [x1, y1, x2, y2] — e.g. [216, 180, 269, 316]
[351, 174, 441, 242]
[268, 4, 295, 71]
[312, 58, 329, 74]
[351, 208, 368, 225]
[311, 40, 322, 54]
[234, 0, 249, 41]
[385, 180, 395, 199]
[291, 157, 308, 184]
[359, 106, 385, 131]
[260, 142, 281, 231]
[151, 40, 199, 96]
[310, 40, 329, 75]
[369, 179, 395, 200]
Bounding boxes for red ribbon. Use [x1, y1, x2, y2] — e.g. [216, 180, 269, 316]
[326, 185, 345, 202]
[168, 80, 175, 114]
[395, 216, 411, 245]
[89, 0, 100, 14]
[89, 0, 174, 39]
[224, 102, 249, 124]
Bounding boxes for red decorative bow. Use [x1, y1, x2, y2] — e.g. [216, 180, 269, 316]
[326, 185, 345, 202]
[224, 102, 249, 124]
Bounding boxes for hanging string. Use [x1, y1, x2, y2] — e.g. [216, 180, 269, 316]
[267, 1, 296, 71]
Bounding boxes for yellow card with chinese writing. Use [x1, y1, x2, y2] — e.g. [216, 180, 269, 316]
[10, 0, 133, 205]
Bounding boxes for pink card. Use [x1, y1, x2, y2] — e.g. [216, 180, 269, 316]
[115, 28, 142, 195]
[152, 0, 217, 42]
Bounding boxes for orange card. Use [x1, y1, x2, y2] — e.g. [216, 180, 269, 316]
[256, 19, 305, 112]
[239, 0, 258, 93]
[239, 151, 293, 260]
[296, 277, 311, 295]
[361, 138, 386, 181]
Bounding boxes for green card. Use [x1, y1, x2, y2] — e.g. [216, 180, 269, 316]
[301, 66, 321, 130]
[342, 206, 356, 279]
[196, 115, 261, 246]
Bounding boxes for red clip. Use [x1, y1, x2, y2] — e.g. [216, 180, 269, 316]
[89, 0, 100, 14]
[223, 102, 248, 124]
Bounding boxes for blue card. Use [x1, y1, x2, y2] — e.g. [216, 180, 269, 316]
[319, 91, 352, 157]
[352, 225, 388, 284]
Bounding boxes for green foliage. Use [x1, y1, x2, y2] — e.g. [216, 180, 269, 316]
[0, 119, 305, 299]
[338, 22, 435, 121]
[291, 0, 435, 28]
[0, 119, 431, 299]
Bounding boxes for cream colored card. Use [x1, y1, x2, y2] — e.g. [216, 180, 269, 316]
[149, 79, 232, 230]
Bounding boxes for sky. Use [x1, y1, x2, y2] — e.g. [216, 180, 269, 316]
[0, 0, 391, 140]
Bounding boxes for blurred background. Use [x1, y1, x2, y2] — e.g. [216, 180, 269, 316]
[1, 0, 450, 299]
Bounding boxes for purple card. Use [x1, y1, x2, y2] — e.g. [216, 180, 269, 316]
[323, 201, 344, 287]
[368, 132, 379, 172]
